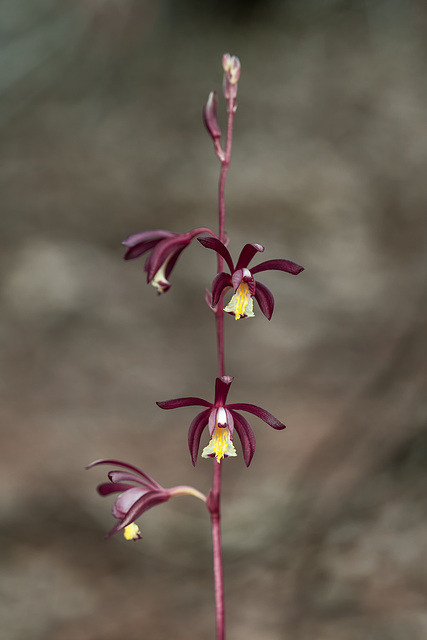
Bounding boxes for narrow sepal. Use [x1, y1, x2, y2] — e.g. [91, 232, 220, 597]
[251, 259, 304, 276]
[227, 403, 286, 430]
[215, 376, 234, 405]
[86, 459, 157, 485]
[254, 280, 275, 320]
[230, 410, 256, 466]
[211, 272, 232, 306]
[108, 471, 155, 489]
[235, 243, 264, 270]
[188, 409, 210, 466]
[197, 237, 235, 273]
[97, 482, 135, 496]
[123, 239, 158, 261]
[164, 247, 186, 279]
[145, 238, 186, 281]
[122, 230, 173, 247]
[157, 397, 211, 410]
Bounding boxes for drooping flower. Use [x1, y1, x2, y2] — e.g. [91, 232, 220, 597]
[87, 459, 206, 540]
[122, 228, 215, 294]
[157, 376, 286, 467]
[198, 237, 304, 320]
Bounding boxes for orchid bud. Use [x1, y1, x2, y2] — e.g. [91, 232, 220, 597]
[229, 56, 241, 84]
[222, 53, 241, 100]
[203, 91, 221, 141]
[222, 53, 232, 72]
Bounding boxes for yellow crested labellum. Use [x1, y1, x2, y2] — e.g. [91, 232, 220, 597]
[224, 281, 254, 320]
[202, 425, 237, 463]
[123, 523, 141, 541]
[151, 262, 171, 294]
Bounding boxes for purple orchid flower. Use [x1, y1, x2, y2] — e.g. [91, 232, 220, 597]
[157, 376, 285, 467]
[87, 459, 206, 540]
[197, 237, 304, 320]
[122, 227, 215, 294]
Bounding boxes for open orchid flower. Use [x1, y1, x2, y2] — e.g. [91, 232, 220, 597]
[87, 459, 206, 540]
[123, 228, 215, 294]
[198, 237, 304, 320]
[157, 376, 285, 467]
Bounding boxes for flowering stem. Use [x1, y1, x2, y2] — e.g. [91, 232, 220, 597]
[215, 89, 237, 376]
[211, 460, 225, 640]
[210, 76, 238, 640]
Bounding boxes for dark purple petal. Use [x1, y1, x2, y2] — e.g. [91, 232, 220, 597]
[231, 269, 255, 295]
[122, 230, 174, 247]
[145, 237, 188, 282]
[197, 237, 234, 273]
[157, 397, 211, 410]
[251, 259, 304, 276]
[188, 409, 210, 466]
[208, 408, 217, 435]
[211, 272, 232, 307]
[254, 280, 275, 320]
[108, 471, 154, 489]
[112, 487, 149, 519]
[224, 408, 234, 433]
[106, 490, 170, 538]
[97, 482, 135, 496]
[230, 410, 256, 467]
[231, 269, 243, 291]
[227, 403, 286, 430]
[214, 376, 234, 406]
[164, 247, 186, 279]
[86, 459, 158, 486]
[235, 243, 264, 270]
[123, 239, 159, 261]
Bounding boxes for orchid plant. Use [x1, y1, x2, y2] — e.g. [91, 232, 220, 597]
[88, 54, 303, 640]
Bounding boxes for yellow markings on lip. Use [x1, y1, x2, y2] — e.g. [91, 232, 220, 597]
[123, 523, 141, 541]
[151, 263, 170, 293]
[202, 425, 237, 463]
[224, 281, 254, 320]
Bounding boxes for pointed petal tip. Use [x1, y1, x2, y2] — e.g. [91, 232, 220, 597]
[157, 397, 211, 410]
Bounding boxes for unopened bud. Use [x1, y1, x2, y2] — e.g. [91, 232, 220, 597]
[203, 91, 221, 140]
[222, 53, 232, 72]
[222, 53, 241, 100]
[229, 56, 241, 84]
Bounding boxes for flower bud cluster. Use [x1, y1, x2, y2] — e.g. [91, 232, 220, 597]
[222, 53, 241, 100]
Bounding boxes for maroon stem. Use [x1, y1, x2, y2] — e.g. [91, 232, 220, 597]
[215, 99, 236, 376]
[211, 92, 237, 640]
[211, 461, 224, 640]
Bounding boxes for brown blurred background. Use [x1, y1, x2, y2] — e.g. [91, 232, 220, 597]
[1, 1, 427, 638]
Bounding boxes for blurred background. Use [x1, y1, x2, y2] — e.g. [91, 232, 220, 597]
[1, 0, 427, 638]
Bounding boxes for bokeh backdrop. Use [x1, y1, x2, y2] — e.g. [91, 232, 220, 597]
[2, 1, 427, 638]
